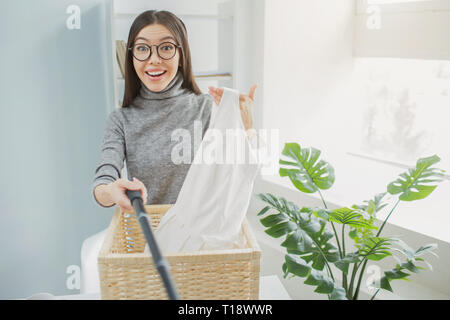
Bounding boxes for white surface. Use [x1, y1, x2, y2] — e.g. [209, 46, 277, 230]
[258, 275, 291, 300]
[24, 275, 290, 300]
[80, 228, 108, 294]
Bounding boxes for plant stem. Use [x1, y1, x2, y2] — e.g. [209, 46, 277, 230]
[317, 189, 328, 209]
[342, 225, 346, 257]
[342, 225, 348, 292]
[347, 263, 360, 299]
[353, 199, 401, 300]
[376, 198, 401, 237]
[317, 189, 343, 259]
[353, 259, 367, 300]
[324, 264, 332, 300]
[370, 289, 380, 300]
[343, 274, 348, 295]
[330, 222, 343, 257]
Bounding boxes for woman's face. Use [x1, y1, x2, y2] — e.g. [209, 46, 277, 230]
[132, 24, 181, 92]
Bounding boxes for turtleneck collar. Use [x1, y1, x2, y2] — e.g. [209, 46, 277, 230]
[138, 70, 188, 100]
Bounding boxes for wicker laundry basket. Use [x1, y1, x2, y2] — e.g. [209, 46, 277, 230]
[98, 204, 261, 300]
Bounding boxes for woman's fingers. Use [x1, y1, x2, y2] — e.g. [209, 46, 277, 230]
[208, 86, 224, 106]
[237, 84, 257, 130]
[115, 178, 147, 211]
[133, 177, 148, 203]
[117, 198, 134, 212]
[117, 178, 140, 190]
[248, 84, 257, 101]
[208, 89, 219, 105]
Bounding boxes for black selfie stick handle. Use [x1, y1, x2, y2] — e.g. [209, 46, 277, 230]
[125, 188, 180, 300]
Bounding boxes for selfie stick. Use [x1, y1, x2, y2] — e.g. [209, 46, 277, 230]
[125, 177, 180, 300]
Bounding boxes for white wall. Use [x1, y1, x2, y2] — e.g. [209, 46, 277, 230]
[0, 0, 114, 299]
[262, 0, 356, 154]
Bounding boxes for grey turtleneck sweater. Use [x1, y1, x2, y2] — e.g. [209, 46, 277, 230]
[92, 71, 214, 207]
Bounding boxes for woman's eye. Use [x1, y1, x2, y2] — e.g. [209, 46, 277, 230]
[137, 46, 148, 51]
[161, 45, 173, 51]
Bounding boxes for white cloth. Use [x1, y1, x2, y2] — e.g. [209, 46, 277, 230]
[148, 87, 261, 253]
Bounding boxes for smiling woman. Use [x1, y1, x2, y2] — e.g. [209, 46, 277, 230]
[92, 7, 260, 218]
[92, 9, 258, 212]
[92, 10, 212, 211]
[122, 10, 201, 107]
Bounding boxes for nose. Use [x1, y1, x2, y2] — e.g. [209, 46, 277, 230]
[148, 46, 162, 64]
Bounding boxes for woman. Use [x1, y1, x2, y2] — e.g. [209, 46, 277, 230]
[92, 10, 257, 213]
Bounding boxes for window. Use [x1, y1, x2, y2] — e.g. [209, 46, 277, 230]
[357, 0, 450, 13]
[368, 0, 430, 4]
[261, 0, 450, 242]
[350, 58, 450, 175]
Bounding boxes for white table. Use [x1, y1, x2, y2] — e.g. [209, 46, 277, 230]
[25, 275, 291, 300]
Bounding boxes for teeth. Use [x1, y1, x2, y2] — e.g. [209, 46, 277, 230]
[147, 71, 165, 76]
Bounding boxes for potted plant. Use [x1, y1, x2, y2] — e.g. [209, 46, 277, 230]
[256, 142, 445, 300]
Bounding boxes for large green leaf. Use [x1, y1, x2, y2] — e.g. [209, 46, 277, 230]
[334, 253, 360, 275]
[286, 223, 340, 271]
[369, 238, 438, 296]
[387, 155, 445, 201]
[260, 213, 289, 227]
[281, 229, 313, 252]
[328, 207, 377, 229]
[285, 254, 310, 277]
[257, 193, 339, 272]
[256, 206, 271, 217]
[285, 255, 347, 300]
[349, 193, 387, 248]
[265, 221, 297, 238]
[379, 276, 393, 292]
[279, 143, 335, 193]
[353, 192, 388, 215]
[256, 193, 282, 210]
[359, 237, 393, 261]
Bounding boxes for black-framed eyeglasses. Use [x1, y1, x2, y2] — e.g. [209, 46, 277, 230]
[128, 42, 181, 61]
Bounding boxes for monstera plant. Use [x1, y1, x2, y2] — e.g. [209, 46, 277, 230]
[256, 142, 445, 300]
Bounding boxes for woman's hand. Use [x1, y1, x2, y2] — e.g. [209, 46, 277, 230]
[208, 84, 257, 132]
[107, 177, 148, 213]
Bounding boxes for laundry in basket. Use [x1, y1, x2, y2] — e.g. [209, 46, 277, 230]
[145, 87, 262, 254]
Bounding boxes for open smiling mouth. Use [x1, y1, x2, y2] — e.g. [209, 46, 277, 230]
[145, 70, 167, 78]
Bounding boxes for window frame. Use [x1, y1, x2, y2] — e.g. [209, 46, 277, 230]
[357, 0, 450, 15]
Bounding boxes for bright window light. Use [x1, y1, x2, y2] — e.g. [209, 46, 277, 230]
[352, 58, 450, 172]
[368, 0, 431, 4]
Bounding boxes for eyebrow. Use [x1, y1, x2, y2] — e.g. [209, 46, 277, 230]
[134, 36, 176, 43]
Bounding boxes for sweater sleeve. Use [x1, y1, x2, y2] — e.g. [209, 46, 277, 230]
[92, 109, 125, 208]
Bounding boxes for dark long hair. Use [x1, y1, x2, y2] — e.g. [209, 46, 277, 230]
[122, 10, 201, 107]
